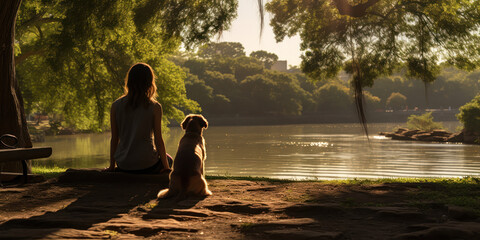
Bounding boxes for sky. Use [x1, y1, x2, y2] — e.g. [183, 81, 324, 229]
[216, 0, 303, 67]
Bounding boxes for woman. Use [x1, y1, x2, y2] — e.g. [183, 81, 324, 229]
[105, 63, 172, 174]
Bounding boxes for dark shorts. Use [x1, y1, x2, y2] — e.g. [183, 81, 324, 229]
[116, 153, 173, 174]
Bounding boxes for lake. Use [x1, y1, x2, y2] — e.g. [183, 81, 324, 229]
[33, 122, 480, 180]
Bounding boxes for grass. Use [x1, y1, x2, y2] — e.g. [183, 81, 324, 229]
[31, 166, 67, 179]
[31, 167, 480, 186]
[208, 175, 480, 212]
[30, 167, 480, 212]
[207, 175, 480, 185]
[206, 175, 296, 183]
[237, 222, 257, 232]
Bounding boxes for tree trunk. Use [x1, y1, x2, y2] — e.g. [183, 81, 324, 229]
[0, 0, 32, 174]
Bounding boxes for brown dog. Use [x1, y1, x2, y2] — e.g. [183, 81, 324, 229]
[157, 114, 212, 199]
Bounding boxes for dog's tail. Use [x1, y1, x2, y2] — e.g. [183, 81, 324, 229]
[157, 188, 171, 199]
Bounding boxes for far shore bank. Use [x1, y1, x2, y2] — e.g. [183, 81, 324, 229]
[26, 110, 460, 142]
[173, 109, 460, 127]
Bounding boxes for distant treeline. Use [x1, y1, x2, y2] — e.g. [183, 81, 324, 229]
[174, 42, 480, 118]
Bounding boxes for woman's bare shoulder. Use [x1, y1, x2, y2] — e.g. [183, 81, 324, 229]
[112, 96, 126, 109]
[151, 101, 163, 112]
[113, 96, 126, 104]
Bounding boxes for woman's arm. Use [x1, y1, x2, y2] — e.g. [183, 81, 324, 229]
[106, 104, 118, 171]
[153, 103, 171, 171]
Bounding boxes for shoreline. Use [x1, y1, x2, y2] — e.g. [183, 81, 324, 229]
[1, 170, 479, 239]
[28, 109, 460, 136]
[176, 110, 460, 127]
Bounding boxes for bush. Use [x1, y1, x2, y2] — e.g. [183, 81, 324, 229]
[457, 95, 480, 133]
[407, 112, 443, 131]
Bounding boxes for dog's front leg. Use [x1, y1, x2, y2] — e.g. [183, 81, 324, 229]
[201, 139, 206, 177]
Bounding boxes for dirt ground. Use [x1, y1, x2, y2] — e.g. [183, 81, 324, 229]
[0, 169, 479, 240]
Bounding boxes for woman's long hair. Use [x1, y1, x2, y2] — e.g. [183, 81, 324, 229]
[123, 63, 157, 109]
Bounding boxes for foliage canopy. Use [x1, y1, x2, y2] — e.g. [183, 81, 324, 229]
[457, 94, 480, 133]
[386, 92, 407, 110]
[16, 0, 238, 131]
[407, 112, 443, 132]
[266, 0, 480, 134]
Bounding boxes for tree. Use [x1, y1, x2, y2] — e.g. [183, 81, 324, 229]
[1, 0, 238, 172]
[314, 83, 353, 113]
[266, 0, 480, 136]
[363, 91, 381, 111]
[203, 71, 237, 96]
[250, 50, 278, 69]
[457, 95, 480, 133]
[12, 0, 238, 131]
[240, 74, 277, 114]
[263, 70, 309, 116]
[233, 56, 264, 81]
[198, 42, 246, 59]
[239, 70, 309, 116]
[386, 92, 407, 111]
[184, 73, 214, 109]
[0, 0, 32, 173]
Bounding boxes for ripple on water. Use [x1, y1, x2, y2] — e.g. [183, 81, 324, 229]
[34, 123, 480, 180]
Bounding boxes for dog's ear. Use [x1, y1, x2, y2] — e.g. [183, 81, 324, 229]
[181, 115, 193, 130]
[199, 115, 208, 129]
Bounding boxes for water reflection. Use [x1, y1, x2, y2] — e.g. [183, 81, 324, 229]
[33, 122, 480, 179]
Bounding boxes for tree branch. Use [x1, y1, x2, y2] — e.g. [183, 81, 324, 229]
[15, 49, 45, 65]
[17, 13, 62, 34]
[332, 0, 380, 17]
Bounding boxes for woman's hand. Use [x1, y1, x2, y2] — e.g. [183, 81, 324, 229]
[102, 165, 115, 172]
[159, 168, 172, 174]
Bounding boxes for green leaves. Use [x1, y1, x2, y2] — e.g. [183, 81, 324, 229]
[16, 0, 237, 132]
[250, 50, 279, 69]
[266, 0, 480, 135]
[198, 42, 246, 59]
[457, 94, 480, 133]
[407, 112, 444, 132]
[267, 0, 480, 84]
[134, 0, 238, 49]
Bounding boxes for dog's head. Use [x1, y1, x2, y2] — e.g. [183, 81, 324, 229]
[181, 114, 208, 132]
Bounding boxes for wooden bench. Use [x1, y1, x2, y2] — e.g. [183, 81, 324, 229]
[0, 134, 52, 183]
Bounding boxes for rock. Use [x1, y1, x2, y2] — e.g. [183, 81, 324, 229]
[375, 208, 426, 221]
[463, 132, 479, 144]
[412, 133, 432, 140]
[395, 222, 480, 240]
[284, 204, 345, 217]
[413, 133, 447, 142]
[446, 132, 463, 143]
[260, 218, 316, 226]
[57, 168, 169, 184]
[384, 133, 396, 138]
[421, 136, 447, 142]
[93, 217, 199, 236]
[265, 229, 344, 240]
[204, 202, 270, 214]
[395, 128, 409, 134]
[393, 226, 475, 240]
[0, 228, 111, 239]
[448, 206, 479, 221]
[403, 130, 421, 137]
[391, 134, 413, 141]
[431, 129, 452, 137]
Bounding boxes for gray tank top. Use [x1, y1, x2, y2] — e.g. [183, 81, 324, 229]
[112, 97, 158, 170]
